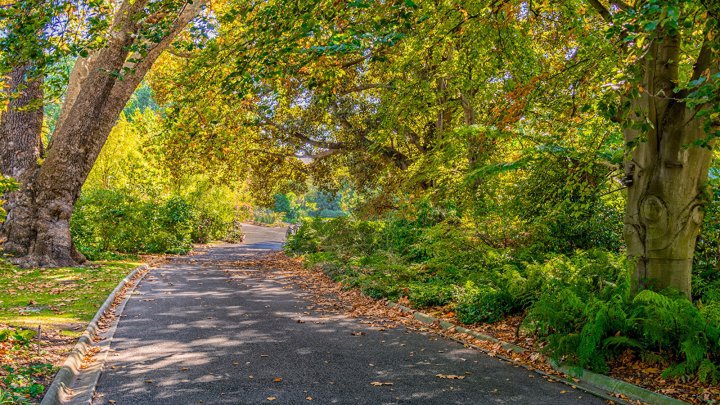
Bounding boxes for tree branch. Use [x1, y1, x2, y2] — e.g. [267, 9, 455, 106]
[259, 118, 346, 151]
[335, 115, 411, 170]
[586, 0, 612, 22]
[341, 55, 372, 68]
[296, 149, 339, 160]
[405, 127, 426, 153]
[613, 1, 631, 11]
[691, 36, 716, 82]
[166, 47, 195, 59]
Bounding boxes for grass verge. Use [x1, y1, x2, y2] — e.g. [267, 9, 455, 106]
[0, 258, 139, 404]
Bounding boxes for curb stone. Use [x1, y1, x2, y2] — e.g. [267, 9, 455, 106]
[387, 302, 688, 405]
[40, 264, 150, 405]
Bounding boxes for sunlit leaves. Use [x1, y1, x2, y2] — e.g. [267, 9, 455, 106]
[0, 0, 112, 95]
[0, 177, 19, 223]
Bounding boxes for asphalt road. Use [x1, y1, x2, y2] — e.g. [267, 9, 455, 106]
[91, 224, 606, 404]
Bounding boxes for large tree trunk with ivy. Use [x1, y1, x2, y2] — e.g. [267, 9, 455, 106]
[622, 34, 716, 298]
[0, 0, 204, 267]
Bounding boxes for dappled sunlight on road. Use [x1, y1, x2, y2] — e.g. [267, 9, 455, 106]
[92, 225, 602, 405]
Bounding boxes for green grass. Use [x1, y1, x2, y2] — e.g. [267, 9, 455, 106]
[0, 257, 139, 404]
[0, 258, 139, 334]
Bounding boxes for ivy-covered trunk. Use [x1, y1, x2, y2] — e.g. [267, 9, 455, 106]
[622, 36, 714, 298]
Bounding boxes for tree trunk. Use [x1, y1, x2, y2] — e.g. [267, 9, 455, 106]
[0, 0, 205, 267]
[622, 37, 713, 298]
[0, 64, 45, 258]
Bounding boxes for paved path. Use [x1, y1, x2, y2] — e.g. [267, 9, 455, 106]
[92, 224, 606, 404]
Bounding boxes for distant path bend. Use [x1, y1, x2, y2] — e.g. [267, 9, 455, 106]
[92, 223, 605, 404]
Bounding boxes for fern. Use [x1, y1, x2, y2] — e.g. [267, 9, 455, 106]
[697, 359, 719, 383]
[700, 301, 720, 325]
[640, 352, 666, 366]
[632, 290, 720, 380]
[529, 286, 720, 380]
[602, 335, 643, 350]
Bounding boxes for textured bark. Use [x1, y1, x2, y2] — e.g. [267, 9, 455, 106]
[0, 65, 44, 257]
[0, 65, 44, 180]
[0, 0, 205, 267]
[623, 35, 715, 297]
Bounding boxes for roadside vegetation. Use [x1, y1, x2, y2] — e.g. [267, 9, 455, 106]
[287, 213, 720, 375]
[285, 152, 720, 399]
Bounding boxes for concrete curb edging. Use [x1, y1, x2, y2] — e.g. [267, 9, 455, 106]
[40, 264, 150, 405]
[386, 302, 687, 405]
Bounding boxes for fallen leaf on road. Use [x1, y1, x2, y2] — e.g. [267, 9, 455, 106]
[370, 381, 393, 386]
[180, 367, 189, 371]
[273, 377, 283, 382]
[306, 396, 313, 401]
[351, 331, 365, 336]
[145, 380, 153, 384]
[436, 374, 465, 380]
[267, 396, 277, 401]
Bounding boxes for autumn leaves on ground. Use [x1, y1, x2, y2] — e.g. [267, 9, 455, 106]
[259, 252, 720, 405]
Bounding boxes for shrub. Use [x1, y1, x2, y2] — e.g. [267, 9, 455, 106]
[407, 281, 454, 307]
[693, 171, 720, 303]
[286, 210, 720, 383]
[186, 187, 237, 243]
[285, 219, 324, 254]
[253, 208, 284, 225]
[455, 281, 517, 324]
[71, 189, 194, 257]
[505, 149, 625, 257]
[632, 290, 720, 382]
[223, 220, 245, 243]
